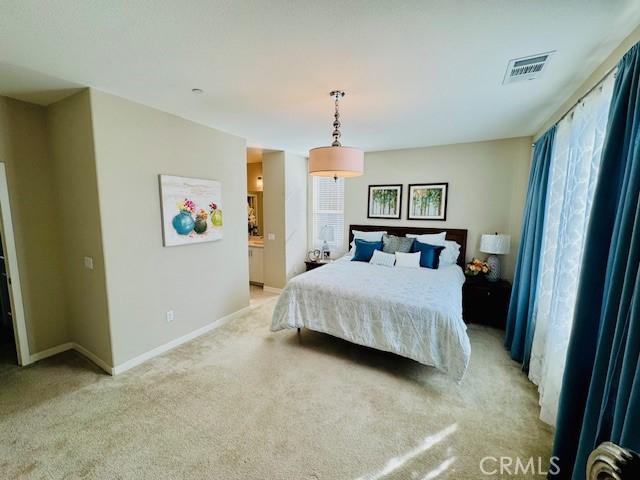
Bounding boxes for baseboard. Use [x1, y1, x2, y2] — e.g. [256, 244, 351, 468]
[28, 342, 74, 363]
[25, 306, 250, 376]
[71, 343, 113, 375]
[263, 285, 283, 294]
[111, 305, 251, 376]
[28, 342, 112, 374]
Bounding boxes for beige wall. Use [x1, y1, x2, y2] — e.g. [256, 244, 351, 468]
[0, 97, 69, 353]
[262, 151, 286, 288]
[246, 162, 263, 192]
[344, 137, 533, 280]
[89, 89, 248, 366]
[47, 90, 113, 365]
[246, 148, 263, 164]
[535, 24, 640, 139]
[284, 153, 307, 280]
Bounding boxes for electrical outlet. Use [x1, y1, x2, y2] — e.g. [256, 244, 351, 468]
[267, 233, 275, 240]
[83, 256, 94, 270]
[166, 310, 175, 322]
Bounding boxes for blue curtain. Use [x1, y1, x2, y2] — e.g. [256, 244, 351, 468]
[550, 44, 640, 480]
[504, 126, 556, 368]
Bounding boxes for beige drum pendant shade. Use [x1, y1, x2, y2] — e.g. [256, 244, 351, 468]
[309, 91, 363, 179]
[308, 146, 364, 178]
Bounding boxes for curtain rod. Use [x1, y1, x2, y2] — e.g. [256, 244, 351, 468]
[533, 64, 618, 147]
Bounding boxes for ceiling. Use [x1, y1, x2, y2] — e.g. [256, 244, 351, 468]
[1, 1, 639, 154]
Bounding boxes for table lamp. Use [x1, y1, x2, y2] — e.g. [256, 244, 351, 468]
[480, 233, 511, 282]
[319, 225, 335, 259]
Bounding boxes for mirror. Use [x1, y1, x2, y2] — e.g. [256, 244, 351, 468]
[247, 192, 263, 236]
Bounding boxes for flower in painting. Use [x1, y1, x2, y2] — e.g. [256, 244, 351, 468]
[177, 198, 196, 214]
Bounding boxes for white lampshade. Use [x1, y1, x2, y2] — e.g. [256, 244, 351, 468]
[480, 234, 511, 255]
[319, 225, 335, 242]
[309, 146, 364, 178]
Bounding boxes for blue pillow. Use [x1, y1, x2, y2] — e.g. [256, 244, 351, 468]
[412, 240, 445, 269]
[352, 239, 382, 262]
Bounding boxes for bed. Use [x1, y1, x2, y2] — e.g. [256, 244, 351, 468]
[271, 225, 471, 380]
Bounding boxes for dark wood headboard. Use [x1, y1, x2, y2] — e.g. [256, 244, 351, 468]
[348, 224, 468, 268]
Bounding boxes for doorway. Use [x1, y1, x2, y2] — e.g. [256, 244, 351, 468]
[0, 229, 16, 371]
[0, 163, 30, 366]
[247, 149, 265, 290]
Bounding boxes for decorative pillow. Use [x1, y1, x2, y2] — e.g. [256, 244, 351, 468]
[412, 240, 446, 269]
[394, 251, 421, 268]
[369, 249, 396, 267]
[439, 240, 461, 267]
[407, 233, 460, 267]
[352, 239, 382, 262]
[406, 232, 447, 246]
[382, 234, 414, 254]
[349, 230, 387, 253]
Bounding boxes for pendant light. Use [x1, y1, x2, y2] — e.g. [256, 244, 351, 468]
[309, 91, 364, 180]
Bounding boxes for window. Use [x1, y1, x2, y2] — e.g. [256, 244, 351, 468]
[312, 176, 345, 250]
[528, 70, 616, 426]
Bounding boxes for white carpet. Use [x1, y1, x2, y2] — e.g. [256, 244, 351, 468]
[0, 298, 552, 479]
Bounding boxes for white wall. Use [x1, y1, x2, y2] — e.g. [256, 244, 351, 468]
[89, 89, 249, 366]
[535, 24, 640, 139]
[262, 151, 307, 289]
[284, 152, 307, 280]
[344, 137, 532, 280]
[262, 151, 286, 289]
[47, 90, 113, 364]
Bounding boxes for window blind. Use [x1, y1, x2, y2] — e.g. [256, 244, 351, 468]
[312, 176, 345, 250]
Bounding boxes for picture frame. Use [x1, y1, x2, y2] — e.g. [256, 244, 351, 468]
[367, 184, 403, 219]
[159, 174, 224, 247]
[407, 183, 448, 221]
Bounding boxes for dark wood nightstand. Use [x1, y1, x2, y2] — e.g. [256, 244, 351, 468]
[305, 260, 330, 272]
[462, 277, 511, 329]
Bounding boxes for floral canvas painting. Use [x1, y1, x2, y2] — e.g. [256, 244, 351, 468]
[159, 175, 223, 246]
[408, 183, 448, 220]
[368, 184, 402, 219]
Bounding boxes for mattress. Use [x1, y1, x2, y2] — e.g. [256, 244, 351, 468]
[271, 257, 471, 380]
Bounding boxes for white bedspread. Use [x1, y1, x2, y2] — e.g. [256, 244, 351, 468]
[271, 259, 471, 380]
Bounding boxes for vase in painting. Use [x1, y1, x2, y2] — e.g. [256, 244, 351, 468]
[172, 211, 195, 235]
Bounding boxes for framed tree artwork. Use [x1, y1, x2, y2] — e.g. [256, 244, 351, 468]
[368, 184, 402, 219]
[407, 183, 448, 221]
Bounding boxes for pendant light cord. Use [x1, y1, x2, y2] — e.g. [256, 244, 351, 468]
[330, 91, 344, 147]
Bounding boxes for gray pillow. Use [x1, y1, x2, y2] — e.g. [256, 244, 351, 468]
[382, 234, 414, 254]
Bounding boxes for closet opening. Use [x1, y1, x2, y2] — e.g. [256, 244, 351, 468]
[0, 228, 16, 369]
[0, 163, 30, 367]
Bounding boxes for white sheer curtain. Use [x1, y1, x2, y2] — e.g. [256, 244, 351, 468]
[528, 71, 616, 426]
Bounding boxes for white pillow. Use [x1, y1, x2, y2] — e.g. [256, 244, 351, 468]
[350, 230, 387, 253]
[395, 251, 421, 268]
[406, 232, 447, 246]
[439, 240, 461, 267]
[369, 250, 396, 267]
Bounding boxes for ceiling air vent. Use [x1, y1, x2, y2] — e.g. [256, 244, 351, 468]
[503, 51, 555, 84]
